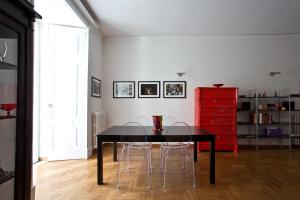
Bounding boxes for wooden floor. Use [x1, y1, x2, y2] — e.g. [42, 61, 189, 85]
[35, 144, 300, 200]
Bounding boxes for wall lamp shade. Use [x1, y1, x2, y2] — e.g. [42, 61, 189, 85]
[269, 72, 281, 76]
[177, 72, 186, 77]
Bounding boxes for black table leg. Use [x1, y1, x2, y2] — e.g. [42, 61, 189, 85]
[97, 140, 103, 185]
[210, 139, 215, 184]
[194, 141, 197, 161]
[113, 142, 117, 162]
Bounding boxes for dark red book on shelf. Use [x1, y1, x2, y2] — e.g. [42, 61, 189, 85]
[195, 87, 238, 152]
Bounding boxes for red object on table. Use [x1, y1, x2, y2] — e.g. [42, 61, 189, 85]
[152, 115, 163, 131]
[0, 103, 17, 116]
[195, 87, 238, 152]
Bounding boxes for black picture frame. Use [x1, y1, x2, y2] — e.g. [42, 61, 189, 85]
[163, 81, 187, 98]
[92, 77, 101, 98]
[138, 81, 160, 98]
[113, 81, 135, 98]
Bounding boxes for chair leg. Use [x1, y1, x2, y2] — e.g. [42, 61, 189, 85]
[125, 147, 130, 173]
[159, 145, 163, 172]
[143, 148, 151, 189]
[147, 149, 151, 189]
[116, 146, 126, 188]
[163, 149, 168, 189]
[149, 148, 152, 173]
[183, 149, 187, 172]
[159, 147, 165, 173]
[189, 149, 196, 188]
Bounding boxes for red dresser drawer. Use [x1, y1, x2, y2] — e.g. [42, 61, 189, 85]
[200, 116, 235, 126]
[200, 106, 235, 116]
[201, 125, 236, 136]
[200, 99, 236, 107]
[200, 88, 236, 99]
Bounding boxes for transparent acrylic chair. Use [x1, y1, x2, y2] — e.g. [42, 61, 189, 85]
[121, 115, 153, 173]
[134, 115, 153, 172]
[116, 122, 151, 189]
[159, 115, 178, 171]
[161, 122, 196, 188]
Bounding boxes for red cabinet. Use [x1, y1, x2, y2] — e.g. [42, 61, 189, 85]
[195, 87, 238, 152]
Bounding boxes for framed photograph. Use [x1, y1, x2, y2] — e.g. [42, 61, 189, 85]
[163, 81, 186, 98]
[92, 77, 101, 98]
[113, 81, 135, 98]
[138, 81, 160, 98]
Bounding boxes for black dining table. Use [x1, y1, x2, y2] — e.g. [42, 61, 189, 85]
[97, 126, 216, 185]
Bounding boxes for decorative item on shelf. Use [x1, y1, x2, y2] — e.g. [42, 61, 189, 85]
[282, 101, 295, 111]
[0, 41, 8, 62]
[0, 103, 16, 116]
[262, 91, 267, 97]
[241, 102, 250, 110]
[213, 83, 224, 88]
[291, 94, 300, 97]
[263, 104, 268, 111]
[265, 103, 279, 111]
[264, 127, 284, 137]
[253, 112, 274, 125]
[274, 90, 278, 97]
[275, 104, 280, 111]
[152, 115, 163, 131]
[249, 112, 257, 124]
[260, 113, 273, 124]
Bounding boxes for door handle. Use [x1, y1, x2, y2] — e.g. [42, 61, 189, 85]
[48, 104, 53, 108]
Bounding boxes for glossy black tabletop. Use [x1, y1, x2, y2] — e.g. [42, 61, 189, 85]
[97, 126, 215, 142]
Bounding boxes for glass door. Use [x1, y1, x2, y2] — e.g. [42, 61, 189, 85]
[0, 22, 18, 200]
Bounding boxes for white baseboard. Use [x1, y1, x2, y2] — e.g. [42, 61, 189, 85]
[87, 147, 93, 158]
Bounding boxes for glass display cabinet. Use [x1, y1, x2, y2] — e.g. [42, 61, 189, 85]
[0, 22, 18, 200]
[0, 0, 40, 199]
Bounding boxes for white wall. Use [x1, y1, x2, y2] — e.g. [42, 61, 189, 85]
[103, 35, 300, 126]
[87, 28, 104, 156]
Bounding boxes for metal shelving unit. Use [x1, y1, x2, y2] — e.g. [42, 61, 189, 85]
[237, 89, 300, 150]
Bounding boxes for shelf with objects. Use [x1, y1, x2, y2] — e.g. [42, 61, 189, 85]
[237, 89, 300, 150]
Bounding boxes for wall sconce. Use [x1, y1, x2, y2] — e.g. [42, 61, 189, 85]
[176, 72, 186, 77]
[269, 72, 281, 76]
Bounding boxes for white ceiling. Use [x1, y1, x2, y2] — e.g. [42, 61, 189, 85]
[86, 0, 300, 37]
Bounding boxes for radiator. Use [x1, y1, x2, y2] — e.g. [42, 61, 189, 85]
[92, 111, 105, 148]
